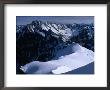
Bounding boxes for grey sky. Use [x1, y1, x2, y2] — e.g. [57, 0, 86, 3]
[16, 16, 94, 25]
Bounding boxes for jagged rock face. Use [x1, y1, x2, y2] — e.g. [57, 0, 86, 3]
[16, 26, 61, 65]
[16, 20, 94, 70]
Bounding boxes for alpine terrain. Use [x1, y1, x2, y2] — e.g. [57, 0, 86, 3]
[16, 20, 94, 74]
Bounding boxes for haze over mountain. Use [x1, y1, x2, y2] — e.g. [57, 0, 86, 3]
[16, 16, 94, 25]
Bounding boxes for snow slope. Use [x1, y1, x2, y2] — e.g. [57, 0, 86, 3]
[20, 43, 94, 74]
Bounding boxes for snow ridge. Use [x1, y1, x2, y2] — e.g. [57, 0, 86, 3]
[20, 43, 94, 74]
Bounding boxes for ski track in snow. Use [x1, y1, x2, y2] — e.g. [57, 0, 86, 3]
[20, 43, 94, 74]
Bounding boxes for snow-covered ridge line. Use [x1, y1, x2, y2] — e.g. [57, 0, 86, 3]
[20, 43, 94, 74]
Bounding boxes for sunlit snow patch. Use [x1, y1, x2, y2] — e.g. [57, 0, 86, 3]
[52, 66, 72, 74]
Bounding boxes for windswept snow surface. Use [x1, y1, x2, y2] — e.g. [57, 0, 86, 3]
[20, 43, 94, 74]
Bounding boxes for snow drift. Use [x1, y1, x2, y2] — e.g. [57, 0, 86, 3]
[20, 43, 94, 74]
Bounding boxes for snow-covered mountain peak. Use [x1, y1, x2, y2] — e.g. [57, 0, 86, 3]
[19, 20, 73, 42]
